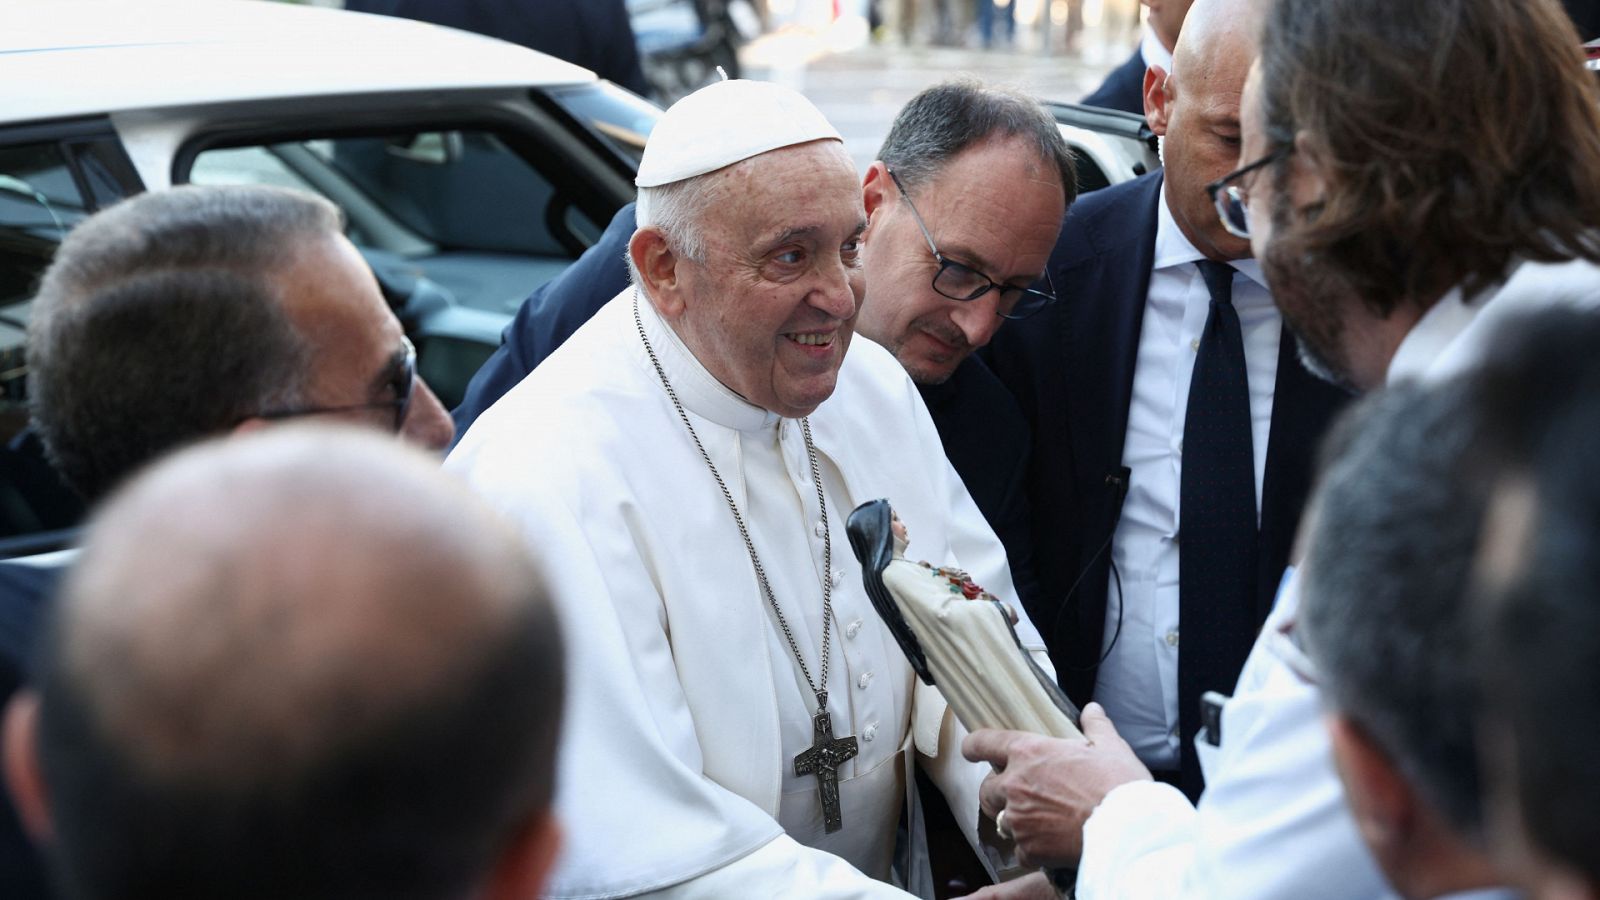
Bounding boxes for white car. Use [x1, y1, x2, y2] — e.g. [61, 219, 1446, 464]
[0, 0, 1156, 554]
[0, 0, 659, 551]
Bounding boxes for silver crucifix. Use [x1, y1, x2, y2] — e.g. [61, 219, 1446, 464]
[793, 704, 859, 833]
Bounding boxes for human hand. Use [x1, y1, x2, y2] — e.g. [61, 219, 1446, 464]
[955, 871, 1058, 900]
[962, 703, 1152, 867]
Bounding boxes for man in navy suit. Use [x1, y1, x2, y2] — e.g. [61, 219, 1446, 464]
[453, 81, 1078, 607]
[1081, 0, 1195, 114]
[987, 0, 1346, 799]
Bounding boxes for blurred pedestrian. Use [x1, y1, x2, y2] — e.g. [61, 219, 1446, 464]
[344, 0, 651, 96]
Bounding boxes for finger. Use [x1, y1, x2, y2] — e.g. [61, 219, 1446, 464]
[962, 728, 1021, 766]
[979, 772, 1008, 819]
[1080, 702, 1121, 743]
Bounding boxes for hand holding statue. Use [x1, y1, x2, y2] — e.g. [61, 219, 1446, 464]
[961, 703, 1153, 868]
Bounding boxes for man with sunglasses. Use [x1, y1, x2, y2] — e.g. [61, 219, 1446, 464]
[980, 0, 1346, 805]
[0, 183, 456, 896]
[452, 80, 1075, 605]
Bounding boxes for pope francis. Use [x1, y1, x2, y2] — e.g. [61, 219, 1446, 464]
[446, 80, 1053, 898]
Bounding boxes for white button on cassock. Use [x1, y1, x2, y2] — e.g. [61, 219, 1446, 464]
[1165, 630, 1180, 647]
[863, 722, 879, 742]
[857, 672, 874, 690]
[831, 568, 844, 589]
[846, 619, 862, 639]
[815, 521, 826, 538]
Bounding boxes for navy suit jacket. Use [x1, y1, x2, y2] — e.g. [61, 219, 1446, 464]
[451, 203, 1040, 606]
[0, 558, 65, 899]
[986, 172, 1349, 793]
[1081, 47, 1148, 115]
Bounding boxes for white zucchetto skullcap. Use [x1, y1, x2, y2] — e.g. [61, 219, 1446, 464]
[635, 79, 843, 188]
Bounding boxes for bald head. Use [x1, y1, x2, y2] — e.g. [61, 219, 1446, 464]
[14, 426, 564, 900]
[1169, 0, 1255, 83]
[1145, 0, 1260, 260]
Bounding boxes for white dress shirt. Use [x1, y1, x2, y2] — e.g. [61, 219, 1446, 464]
[1092, 188, 1281, 770]
[1074, 257, 1600, 899]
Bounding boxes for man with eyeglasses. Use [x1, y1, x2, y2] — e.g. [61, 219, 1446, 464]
[978, 0, 1347, 808]
[963, 0, 1600, 898]
[0, 183, 456, 895]
[452, 80, 1075, 606]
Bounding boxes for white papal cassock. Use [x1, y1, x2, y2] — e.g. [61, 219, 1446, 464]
[446, 288, 1050, 898]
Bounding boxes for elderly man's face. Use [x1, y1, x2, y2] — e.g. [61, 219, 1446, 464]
[674, 140, 866, 418]
[274, 233, 456, 450]
[856, 137, 1065, 385]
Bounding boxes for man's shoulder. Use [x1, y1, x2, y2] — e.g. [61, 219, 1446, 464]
[833, 334, 924, 412]
[449, 295, 646, 474]
[1052, 172, 1164, 271]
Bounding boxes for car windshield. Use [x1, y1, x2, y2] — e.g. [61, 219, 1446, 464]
[546, 80, 657, 167]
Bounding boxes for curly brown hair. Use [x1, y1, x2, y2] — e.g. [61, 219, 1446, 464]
[1258, 0, 1600, 317]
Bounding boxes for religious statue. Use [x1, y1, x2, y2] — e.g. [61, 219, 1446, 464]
[847, 499, 1084, 741]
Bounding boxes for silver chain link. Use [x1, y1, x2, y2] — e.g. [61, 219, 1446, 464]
[633, 292, 835, 709]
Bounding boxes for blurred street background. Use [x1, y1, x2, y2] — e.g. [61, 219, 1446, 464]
[321, 0, 1134, 172]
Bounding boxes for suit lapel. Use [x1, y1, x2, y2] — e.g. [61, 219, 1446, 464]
[1060, 172, 1164, 488]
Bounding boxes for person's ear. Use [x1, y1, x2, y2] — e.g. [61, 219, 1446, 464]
[1328, 715, 1416, 857]
[629, 227, 686, 319]
[1143, 66, 1172, 135]
[3, 692, 53, 845]
[862, 162, 892, 238]
[483, 811, 562, 900]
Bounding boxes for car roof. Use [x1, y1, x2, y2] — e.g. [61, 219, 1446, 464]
[1, 0, 596, 124]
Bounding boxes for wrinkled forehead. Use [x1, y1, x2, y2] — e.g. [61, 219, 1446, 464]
[702, 141, 865, 243]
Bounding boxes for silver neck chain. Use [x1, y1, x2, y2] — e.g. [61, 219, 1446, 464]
[633, 292, 836, 711]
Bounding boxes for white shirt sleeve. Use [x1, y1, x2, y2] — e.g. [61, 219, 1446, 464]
[1074, 575, 1399, 900]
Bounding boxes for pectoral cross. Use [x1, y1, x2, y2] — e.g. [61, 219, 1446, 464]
[793, 703, 859, 833]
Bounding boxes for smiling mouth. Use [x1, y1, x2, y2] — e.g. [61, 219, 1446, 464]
[787, 332, 835, 347]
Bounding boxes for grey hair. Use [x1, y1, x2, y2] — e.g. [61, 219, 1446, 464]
[28, 183, 338, 501]
[876, 79, 1077, 204]
[630, 174, 717, 289]
[1299, 380, 1490, 839]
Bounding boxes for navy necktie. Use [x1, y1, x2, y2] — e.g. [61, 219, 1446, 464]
[1177, 259, 1259, 797]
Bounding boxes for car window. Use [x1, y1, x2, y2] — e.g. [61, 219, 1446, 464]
[188, 128, 597, 319]
[1, 143, 93, 349]
[2, 137, 139, 443]
[546, 81, 657, 168]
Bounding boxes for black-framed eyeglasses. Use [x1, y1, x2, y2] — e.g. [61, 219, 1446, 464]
[885, 166, 1057, 321]
[257, 335, 416, 432]
[1205, 144, 1293, 240]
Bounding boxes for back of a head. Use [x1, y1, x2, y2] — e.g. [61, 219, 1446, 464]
[875, 79, 1077, 206]
[27, 184, 340, 502]
[1299, 380, 1489, 841]
[32, 426, 565, 900]
[1257, 0, 1600, 318]
[1470, 309, 1600, 893]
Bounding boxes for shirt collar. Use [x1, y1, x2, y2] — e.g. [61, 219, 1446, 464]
[1140, 28, 1173, 72]
[1152, 185, 1269, 290]
[633, 287, 779, 434]
[1386, 284, 1488, 385]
